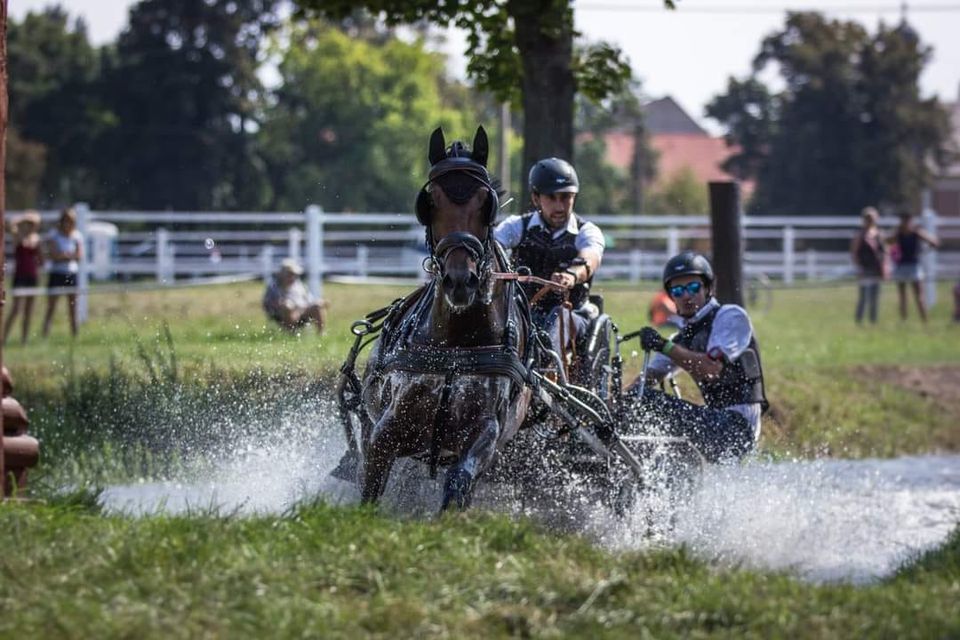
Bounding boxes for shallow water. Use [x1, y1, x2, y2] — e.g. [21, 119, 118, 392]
[100, 418, 960, 584]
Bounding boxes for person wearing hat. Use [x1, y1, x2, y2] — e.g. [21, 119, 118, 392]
[493, 157, 605, 359]
[4, 211, 43, 344]
[262, 258, 327, 333]
[625, 252, 769, 462]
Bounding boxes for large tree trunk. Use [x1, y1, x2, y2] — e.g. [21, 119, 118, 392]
[0, 0, 8, 492]
[512, 2, 575, 210]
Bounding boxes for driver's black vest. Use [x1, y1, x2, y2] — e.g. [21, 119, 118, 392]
[514, 212, 592, 309]
[673, 305, 769, 412]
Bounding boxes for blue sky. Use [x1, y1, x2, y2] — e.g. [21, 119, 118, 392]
[12, 0, 960, 134]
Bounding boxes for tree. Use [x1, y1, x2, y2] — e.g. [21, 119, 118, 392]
[6, 7, 102, 206]
[96, 0, 280, 210]
[707, 12, 951, 215]
[645, 167, 708, 215]
[574, 81, 656, 215]
[293, 1, 673, 204]
[258, 22, 478, 211]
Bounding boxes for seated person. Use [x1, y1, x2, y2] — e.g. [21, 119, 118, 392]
[493, 157, 604, 360]
[648, 289, 681, 331]
[263, 259, 327, 333]
[626, 252, 768, 463]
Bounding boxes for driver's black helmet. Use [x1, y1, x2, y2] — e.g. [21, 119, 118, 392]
[662, 252, 714, 290]
[529, 157, 579, 195]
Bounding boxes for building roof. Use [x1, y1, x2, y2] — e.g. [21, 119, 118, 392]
[600, 130, 752, 194]
[644, 97, 706, 135]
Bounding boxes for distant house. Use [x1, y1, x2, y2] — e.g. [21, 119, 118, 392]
[590, 96, 754, 206]
[932, 87, 960, 217]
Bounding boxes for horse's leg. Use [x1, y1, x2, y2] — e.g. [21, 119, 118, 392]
[441, 416, 499, 511]
[361, 411, 401, 504]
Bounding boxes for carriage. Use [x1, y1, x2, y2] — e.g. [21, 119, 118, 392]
[333, 126, 704, 516]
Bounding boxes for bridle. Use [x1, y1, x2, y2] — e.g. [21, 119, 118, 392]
[420, 163, 498, 286]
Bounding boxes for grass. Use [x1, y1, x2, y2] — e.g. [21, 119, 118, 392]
[5, 279, 959, 471]
[6, 279, 959, 373]
[0, 501, 957, 638]
[1, 281, 958, 637]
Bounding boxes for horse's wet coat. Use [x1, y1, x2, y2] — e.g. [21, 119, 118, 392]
[355, 126, 531, 511]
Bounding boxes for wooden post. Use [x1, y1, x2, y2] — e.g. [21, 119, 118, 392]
[1, 0, 9, 493]
[708, 181, 744, 306]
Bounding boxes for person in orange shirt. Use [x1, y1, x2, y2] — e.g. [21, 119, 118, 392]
[648, 289, 681, 331]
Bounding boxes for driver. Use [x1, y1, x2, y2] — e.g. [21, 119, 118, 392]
[493, 158, 604, 359]
[625, 252, 768, 462]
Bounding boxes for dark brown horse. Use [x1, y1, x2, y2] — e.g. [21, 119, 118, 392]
[353, 127, 532, 511]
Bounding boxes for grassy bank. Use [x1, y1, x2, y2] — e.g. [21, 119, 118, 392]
[0, 501, 957, 638]
[5, 280, 959, 476]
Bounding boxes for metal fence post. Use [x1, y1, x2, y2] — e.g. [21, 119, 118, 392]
[75, 202, 90, 323]
[306, 205, 323, 299]
[260, 244, 274, 282]
[288, 227, 302, 263]
[629, 249, 642, 283]
[357, 245, 369, 278]
[666, 227, 680, 259]
[805, 248, 817, 280]
[783, 225, 795, 285]
[156, 227, 169, 285]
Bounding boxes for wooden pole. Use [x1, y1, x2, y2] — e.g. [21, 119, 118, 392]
[0, 0, 9, 494]
[708, 181, 744, 307]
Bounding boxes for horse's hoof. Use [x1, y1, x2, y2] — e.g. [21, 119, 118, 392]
[330, 450, 359, 482]
[441, 468, 473, 511]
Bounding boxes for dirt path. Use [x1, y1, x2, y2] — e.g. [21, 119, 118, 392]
[852, 364, 960, 424]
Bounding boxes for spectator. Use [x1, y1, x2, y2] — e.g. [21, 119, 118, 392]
[850, 207, 887, 325]
[41, 207, 83, 338]
[262, 259, 327, 333]
[888, 211, 939, 322]
[4, 211, 43, 344]
[648, 289, 681, 331]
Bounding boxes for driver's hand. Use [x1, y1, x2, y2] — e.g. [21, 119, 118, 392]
[551, 271, 575, 288]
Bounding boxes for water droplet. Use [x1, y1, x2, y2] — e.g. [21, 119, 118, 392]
[204, 238, 216, 250]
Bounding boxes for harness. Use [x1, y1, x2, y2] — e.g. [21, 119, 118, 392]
[672, 305, 769, 412]
[514, 212, 593, 309]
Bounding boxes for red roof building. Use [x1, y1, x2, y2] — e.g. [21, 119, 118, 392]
[588, 96, 755, 205]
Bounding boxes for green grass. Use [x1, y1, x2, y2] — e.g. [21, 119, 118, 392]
[2, 281, 959, 637]
[0, 501, 957, 638]
[6, 280, 959, 372]
[6, 280, 959, 470]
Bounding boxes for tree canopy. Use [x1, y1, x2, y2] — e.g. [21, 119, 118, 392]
[706, 12, 951, 215]
[293, 1, 672, 204]
[258, 22, 480, 211]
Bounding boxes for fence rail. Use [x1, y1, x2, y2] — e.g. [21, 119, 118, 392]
[7, 205, 960, 321]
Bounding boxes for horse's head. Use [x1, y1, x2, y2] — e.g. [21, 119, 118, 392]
[415, 126, 499, 310]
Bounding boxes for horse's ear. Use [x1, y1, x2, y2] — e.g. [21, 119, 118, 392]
[472, 126, 489, 166]
[428, 127, 446, 165]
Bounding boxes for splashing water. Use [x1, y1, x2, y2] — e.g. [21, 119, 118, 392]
[100, 410, 960, 584]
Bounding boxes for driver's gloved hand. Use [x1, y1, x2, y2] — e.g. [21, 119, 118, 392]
[639, 327, 667, 352]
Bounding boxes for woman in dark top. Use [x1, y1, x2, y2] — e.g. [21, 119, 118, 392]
[850, 207, 886, 324]
[888, 211, 939, 322]
[4, 211, 43, 344]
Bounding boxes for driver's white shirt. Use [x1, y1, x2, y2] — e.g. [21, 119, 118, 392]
[493, 211, 605, 257]
[647, 297, 762, 441]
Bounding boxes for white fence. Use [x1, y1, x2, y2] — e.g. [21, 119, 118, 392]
[7, 205, 960, 316]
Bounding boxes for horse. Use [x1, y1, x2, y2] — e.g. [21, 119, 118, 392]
[350, 126, 532, 511]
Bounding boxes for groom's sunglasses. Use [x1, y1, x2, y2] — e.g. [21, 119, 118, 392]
[668, 281, 703, 298]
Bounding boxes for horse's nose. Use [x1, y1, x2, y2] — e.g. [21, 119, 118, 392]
[442, 270, 480, 306]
